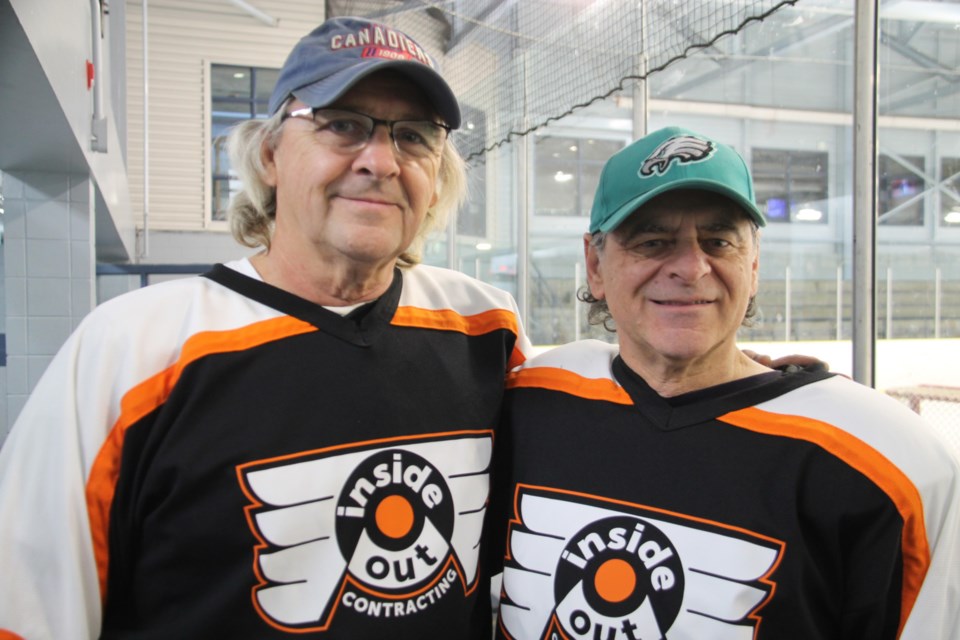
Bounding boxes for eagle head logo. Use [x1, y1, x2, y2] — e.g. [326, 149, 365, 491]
[639, 135, 714, 177]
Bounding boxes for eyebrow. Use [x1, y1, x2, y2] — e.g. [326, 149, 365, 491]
[327, 103, 437, 122]
[625, 218, 741, 235]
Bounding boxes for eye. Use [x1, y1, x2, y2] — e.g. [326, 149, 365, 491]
[323, 117, 367, 138]
[393, 124, 432, 148]
[627, 238, 668, 251]
[704, 238, 732, 248]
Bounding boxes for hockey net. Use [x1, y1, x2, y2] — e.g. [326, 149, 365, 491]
[327, 0, 798, 162]
[886, 385, 960, 461]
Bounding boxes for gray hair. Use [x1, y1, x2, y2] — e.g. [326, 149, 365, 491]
[579, 224, 760, 332]
[225, 98, 467, 268]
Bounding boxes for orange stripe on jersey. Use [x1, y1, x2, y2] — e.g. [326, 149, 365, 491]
[392, 305, 520, 336]
[84, 315, 317, 602]
[393, 306, 526, 370]
[506, 366, 633, 405]
[720, 406, 929, 636]
[507, 346, 526, 371]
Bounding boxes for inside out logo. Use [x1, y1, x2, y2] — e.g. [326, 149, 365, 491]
[553, 516, 684, 639]
[335, 449, 455, 593]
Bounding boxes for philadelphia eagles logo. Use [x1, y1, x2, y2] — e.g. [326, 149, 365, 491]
[639, 135, 714, 177]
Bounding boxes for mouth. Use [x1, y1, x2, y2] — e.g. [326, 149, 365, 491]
[654, 299, 713, 306]
[338, 193, 396, 205]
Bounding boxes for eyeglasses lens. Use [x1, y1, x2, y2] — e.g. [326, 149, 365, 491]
[312, 109, 446, 158]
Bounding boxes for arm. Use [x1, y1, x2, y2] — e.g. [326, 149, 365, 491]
[0, 328, 110, 640]
[899, 450, 960, 639]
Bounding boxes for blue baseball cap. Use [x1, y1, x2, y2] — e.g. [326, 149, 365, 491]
[268, 16, 461, 128]
[590, 126, 766, 233]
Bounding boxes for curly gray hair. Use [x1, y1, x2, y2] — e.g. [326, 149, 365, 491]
[225, 98, 467, 268]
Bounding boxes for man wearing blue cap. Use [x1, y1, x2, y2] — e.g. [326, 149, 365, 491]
[491, 128, 960, 639]
[0, 17, 529, 639]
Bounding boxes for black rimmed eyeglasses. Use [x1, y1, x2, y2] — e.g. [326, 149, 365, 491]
[283, 107, 451, 160]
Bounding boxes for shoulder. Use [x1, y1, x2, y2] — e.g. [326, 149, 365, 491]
[507, 340, 629, 404]
[759, 375, 942, 444]
[400, 264, 520, 315]
[91, 274, 215, 317]
[71, 270, 288, 374]
[755, 374, 960, 499]
[521, 340, 619, 375]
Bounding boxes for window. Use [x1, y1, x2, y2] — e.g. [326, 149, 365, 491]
[879, 153, 926, 226]
[457, 105, 488, 238]
[939, 157, 960, 227]
[210, 64, 279, 222]
[751, 148, 829, 223]
[534, 136, 624, 218]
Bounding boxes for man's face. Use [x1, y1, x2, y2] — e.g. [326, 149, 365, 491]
[262, 71, 441, 270]
[585, 190, 760, 371]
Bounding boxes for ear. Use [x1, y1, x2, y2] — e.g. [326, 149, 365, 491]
[261, 135, 279, 187]
[750, 233, 761, 298]
[584, 233, 605, 301]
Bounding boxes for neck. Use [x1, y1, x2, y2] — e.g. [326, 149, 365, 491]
[620, 346, 772, 398]
[250, 250, 396, 306]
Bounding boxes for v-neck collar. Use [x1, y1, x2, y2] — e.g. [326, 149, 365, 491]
[203, 263, 402, 347]
[612, 356, 832, 430]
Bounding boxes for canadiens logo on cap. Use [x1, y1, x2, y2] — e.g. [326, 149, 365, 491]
[329, 24, 434, 67]
[267, 17, 461, 128]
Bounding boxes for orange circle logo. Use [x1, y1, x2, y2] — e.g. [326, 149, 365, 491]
[593, 558, 636, 604]
[375, 494, 415, 539]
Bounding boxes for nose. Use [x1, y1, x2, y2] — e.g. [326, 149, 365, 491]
[351, 124, 401, 178]
[666, 239, 711, 282]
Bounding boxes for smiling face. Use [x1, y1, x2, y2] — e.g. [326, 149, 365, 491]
[261, 71, 442, 275]
[585, 189, 760, 378]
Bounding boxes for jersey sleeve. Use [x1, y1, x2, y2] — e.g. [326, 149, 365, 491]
[0, 320, 115, 640]
[900, 445, 960, 639]
[756, 376, 960, 639]
[0, 274, 279, 640]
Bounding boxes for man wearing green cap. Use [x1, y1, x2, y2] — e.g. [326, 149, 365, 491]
[491, 127, 960, 639]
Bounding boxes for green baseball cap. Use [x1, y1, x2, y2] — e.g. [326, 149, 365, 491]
[589, 126, 766, 233]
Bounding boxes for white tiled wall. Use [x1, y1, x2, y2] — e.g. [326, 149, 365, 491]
[1, 171, 95, 440]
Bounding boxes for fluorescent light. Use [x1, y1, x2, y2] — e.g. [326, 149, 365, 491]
[227, 0, 278, 27]
[796, 208, 823, 222]
[475, 242, 492, 251]
[945, 210, 960, 224]
[554, 171, 573, 183]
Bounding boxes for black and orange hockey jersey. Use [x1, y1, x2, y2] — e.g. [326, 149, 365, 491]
[492, 340, 960, 640]
[0, 259, 529, 639]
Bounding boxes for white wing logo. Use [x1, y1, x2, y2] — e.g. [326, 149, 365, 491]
[499, 486, 784, 640]
[237, 432, 492, 633]
[639, 135, 714, 177]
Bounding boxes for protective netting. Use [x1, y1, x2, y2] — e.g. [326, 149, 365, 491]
[328, 0, 798, 162]
[886, 386, 960, 462]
